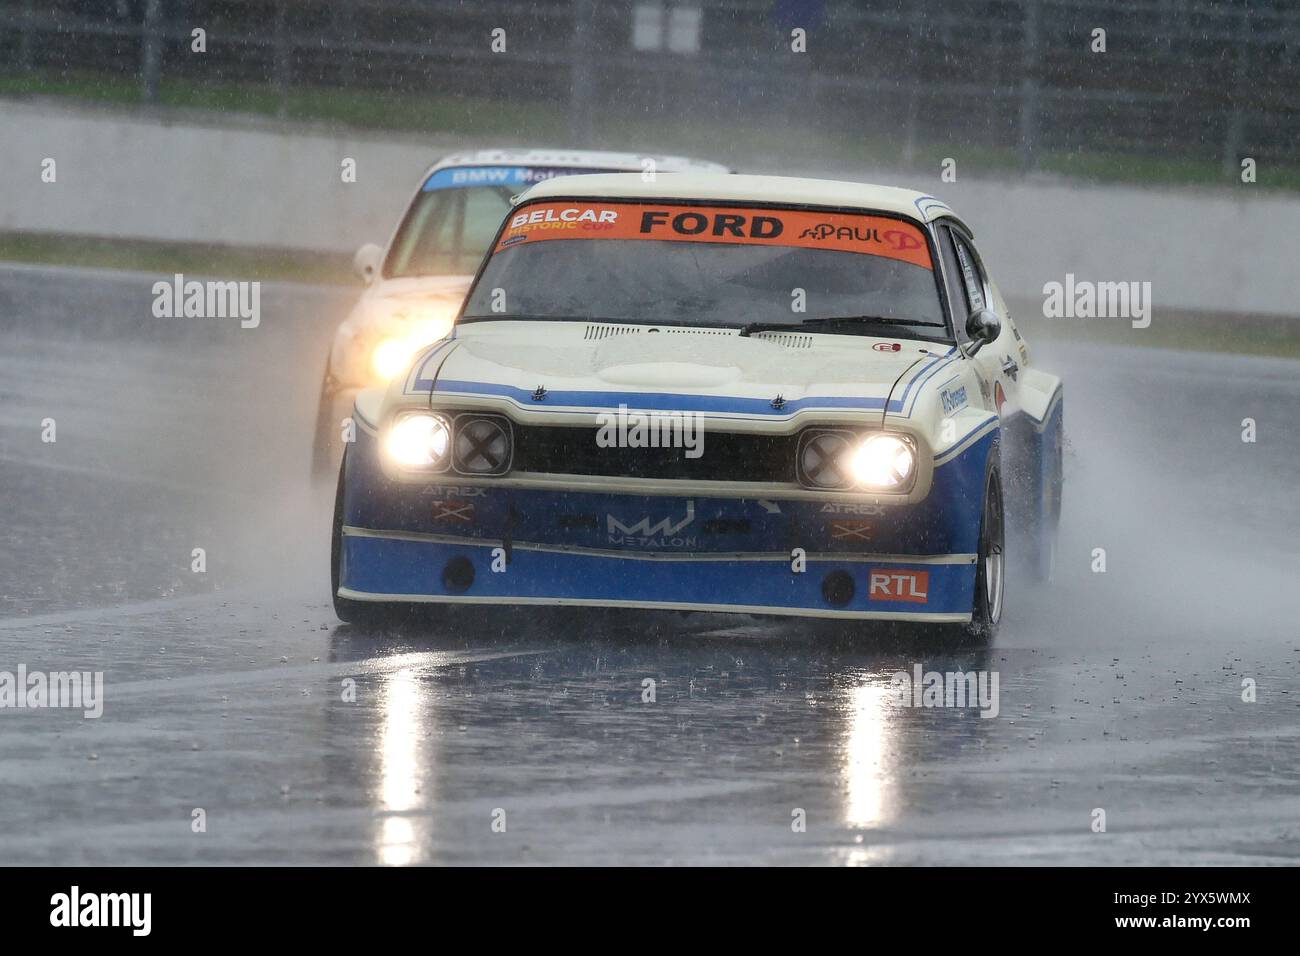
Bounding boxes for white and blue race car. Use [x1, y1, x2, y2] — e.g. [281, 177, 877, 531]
[330, 173, 1063, 640]
[312, 149, 729, 478]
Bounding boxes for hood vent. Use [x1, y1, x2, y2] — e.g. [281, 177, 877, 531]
[583, 323, 640, 341]
[750, 332, 813, 349]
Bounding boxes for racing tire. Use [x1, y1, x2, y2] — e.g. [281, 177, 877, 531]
[956, 465, 1005, 645]
[330, 449, 397, 627]
[311, 366, 340, 485]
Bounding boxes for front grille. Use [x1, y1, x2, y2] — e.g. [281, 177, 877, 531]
[511, 424, 797, 482]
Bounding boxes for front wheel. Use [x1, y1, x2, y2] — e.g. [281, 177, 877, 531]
[312, 370, 341, 484]
[330, 450, 395, 626]
[961, 466, 1005, 644]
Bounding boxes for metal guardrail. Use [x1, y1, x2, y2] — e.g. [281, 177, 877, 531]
[1, 0, 1295, 173]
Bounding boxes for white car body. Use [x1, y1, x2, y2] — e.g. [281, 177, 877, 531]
[333, 173, 1065, 638]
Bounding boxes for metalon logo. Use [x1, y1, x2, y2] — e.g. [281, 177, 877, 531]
[607, 501, 695, 539]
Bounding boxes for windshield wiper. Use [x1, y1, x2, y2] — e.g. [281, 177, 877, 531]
[738, 315, 946, 337]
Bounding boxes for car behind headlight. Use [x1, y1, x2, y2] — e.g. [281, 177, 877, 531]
[371, 336, 421, 381]
[371, 320, 454, 382]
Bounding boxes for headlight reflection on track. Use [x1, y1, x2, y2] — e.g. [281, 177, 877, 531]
[843, 681, 896, 831]
[376, 667, 427, 866]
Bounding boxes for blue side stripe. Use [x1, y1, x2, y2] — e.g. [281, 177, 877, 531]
[414, 346, 960, 418]
[428, 379, 894, 415]
[899, 349, 958, 415]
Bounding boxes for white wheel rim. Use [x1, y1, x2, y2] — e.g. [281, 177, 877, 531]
[985, 482, 1004, 623]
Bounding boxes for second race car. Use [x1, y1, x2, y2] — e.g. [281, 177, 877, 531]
[311, 148, 730, 479]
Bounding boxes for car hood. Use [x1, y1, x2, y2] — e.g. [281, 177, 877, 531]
[419, 320, 950, 419]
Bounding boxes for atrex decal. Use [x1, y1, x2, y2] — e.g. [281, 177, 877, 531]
[496, 203, 933, 269]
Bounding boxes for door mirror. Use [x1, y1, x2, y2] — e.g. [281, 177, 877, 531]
[353, 243, 383, 285]
[964, 308, 1002, 356]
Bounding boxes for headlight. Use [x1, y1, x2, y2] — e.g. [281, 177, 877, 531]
[847, 434, 915, 490]
[385, 413, 451, 469]
[797, 430, 917, 492]
[372, 336, 419, 381]
[452, 414, 513, 475]
[798, 431, 855, 489]
[369, 313, 456, 382]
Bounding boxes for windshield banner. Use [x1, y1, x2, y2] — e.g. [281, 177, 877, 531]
[495, 202, 933, 269]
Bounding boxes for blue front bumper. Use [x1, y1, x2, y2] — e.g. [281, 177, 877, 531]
[339, 531, 977, 620]
[337, 424, 994, 622]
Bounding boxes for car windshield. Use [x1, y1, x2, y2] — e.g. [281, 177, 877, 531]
[384, 166, 619, 278]
[462, 201, 951, 340]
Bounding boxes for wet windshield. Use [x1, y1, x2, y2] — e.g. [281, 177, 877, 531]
[384, 166, 618, 278]
[463, 201, 951, 340]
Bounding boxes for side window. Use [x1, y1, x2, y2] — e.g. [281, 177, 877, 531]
[458, 187, 514, 271]
[951, 234, 988, 313]
[937, 225, 970, 338]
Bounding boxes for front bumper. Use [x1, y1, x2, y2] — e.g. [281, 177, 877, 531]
[337, 422, 995, 622]
[338, 530, 976, 620]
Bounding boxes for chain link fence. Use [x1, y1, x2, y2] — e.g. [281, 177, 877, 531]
[2, 0, 1296, 174]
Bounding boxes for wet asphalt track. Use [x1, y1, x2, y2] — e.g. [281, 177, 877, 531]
[0, 262, 1297, 865]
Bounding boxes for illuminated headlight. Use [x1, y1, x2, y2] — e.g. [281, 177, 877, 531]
[372, 336, 420, 381]
[847, 434, 916, 490]
[369, 311, 456, 382]
[385, 413, 451, 469]
[797, 430, 917, 492]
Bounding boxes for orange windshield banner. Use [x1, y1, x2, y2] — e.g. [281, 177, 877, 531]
[494, 202, 933, 270]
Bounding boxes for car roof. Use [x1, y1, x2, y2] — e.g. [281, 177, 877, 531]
[427, 148, 730, 175]
[513, 172, 967, 230]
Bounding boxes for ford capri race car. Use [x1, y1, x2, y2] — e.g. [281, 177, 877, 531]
[331, 174, 1064, 640]
[312, 149, 729, 479]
